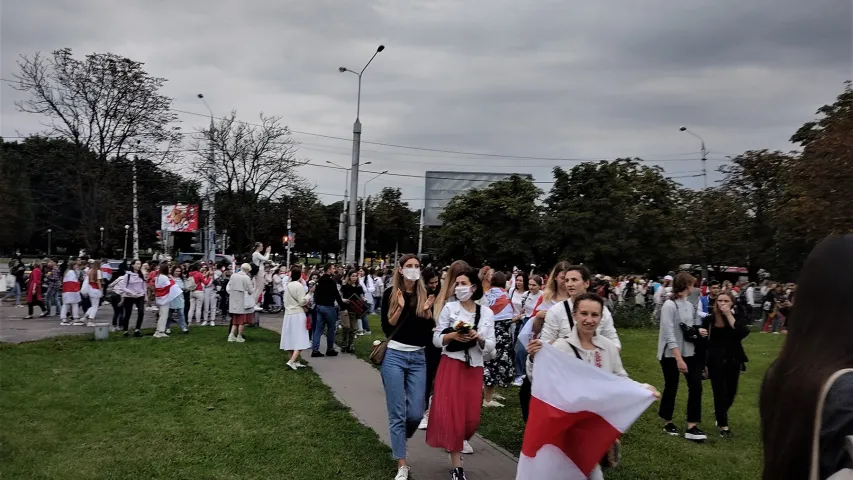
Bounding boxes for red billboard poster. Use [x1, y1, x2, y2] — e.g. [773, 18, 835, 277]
[161, 204, 199, 232]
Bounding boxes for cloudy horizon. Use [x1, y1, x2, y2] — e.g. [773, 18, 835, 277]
[2, 0, 850, 208]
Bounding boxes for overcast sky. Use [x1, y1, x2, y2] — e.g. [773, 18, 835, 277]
[2, 0, 850, 209]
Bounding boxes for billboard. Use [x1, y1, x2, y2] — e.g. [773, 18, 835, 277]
[161, 204, 199, 232]
[424, 171, 532, 226]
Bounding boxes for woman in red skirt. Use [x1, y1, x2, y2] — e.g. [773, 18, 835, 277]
[426, 268, 496, 480]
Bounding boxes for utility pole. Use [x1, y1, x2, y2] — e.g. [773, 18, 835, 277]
[286, 211, 292, 271]
[198, 94, 217, 262]
[132, 153, 140, 259]
[417, 208, 424, 256]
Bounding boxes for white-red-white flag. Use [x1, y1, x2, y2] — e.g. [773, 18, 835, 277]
[516, 342, 655, 479]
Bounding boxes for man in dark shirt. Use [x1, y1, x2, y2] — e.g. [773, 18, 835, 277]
[311, 263, 345, 357]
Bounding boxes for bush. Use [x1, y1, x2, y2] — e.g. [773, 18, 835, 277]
[611, 304, 657, 329]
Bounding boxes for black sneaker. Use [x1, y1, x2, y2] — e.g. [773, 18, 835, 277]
[133, 329, 142, 337]
[663, 423, 680, 436]
[451, 467, 467, 480]
[685, 425, 707, 441]
[123, 331, 130, 337]
[311, 351, 325, 358]
[719, 429, 732, 439]
[326, 350, 339, 357]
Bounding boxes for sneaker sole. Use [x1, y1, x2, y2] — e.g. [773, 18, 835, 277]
[685, 433, 707, 441]
[664, 430, 680, 436]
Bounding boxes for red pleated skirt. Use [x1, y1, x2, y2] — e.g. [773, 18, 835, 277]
[425, 355, 484, 452]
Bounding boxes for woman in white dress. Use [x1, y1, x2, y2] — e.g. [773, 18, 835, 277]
[280, 266, 311, 370]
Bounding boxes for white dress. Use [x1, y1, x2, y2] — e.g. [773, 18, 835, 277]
[280, 281, 311, 351]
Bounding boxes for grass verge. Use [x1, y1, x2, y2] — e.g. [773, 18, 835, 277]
[0, 326, 396, 480]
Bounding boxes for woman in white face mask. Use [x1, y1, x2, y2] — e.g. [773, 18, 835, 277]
[427, 268, 497, 480]
[379, 254, 435, 480]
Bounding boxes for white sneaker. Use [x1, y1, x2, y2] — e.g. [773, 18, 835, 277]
[235, 335, 246, 343]
[228, 334, 237, 343]
[254, 305, 263, 311]
[395, 465, 410, 480]
[165, 328, 172, 335]
[153, 331, 169, 338]
[109, 326, 117, 332]
[493, 393, 506, 401]
[482, 400, 504, 408]
[293, 361, 306, 368]
[208, 320, 215, 326]
[86, 321, 96, 327]
[286, 360, 298, 371]
[418, 414, 429, 430]
[147, 306, 158, 312]
[512, 376, 524, 387]
[201, 321, 208, 327]
[72, 320, 85, 326]
[60, 320, 72, 326]
[462, 440, 474, 454]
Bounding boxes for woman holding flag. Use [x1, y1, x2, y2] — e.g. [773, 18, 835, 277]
[153, 263, 183, 338]
[482, 270, 515, 408]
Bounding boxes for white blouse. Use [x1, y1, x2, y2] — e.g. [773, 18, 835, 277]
[433, 301, 497, 367]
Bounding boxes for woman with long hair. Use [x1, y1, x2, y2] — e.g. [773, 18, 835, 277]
[427, 267, 496, 480]
[23, 260, 47, 319]
[418, 266, 444, 432]
[702, 291, 749, 438]
[83, 260, 103, 325]
[358, 266, 376, 335]
[340, 269, 366, 353]
[657, 271, 706, 441]
[167, 264, 189, 334]
[432, 260, 470, 320]
[281, 266, 311, 370]
[760, 235, 853, 479]
[119, 260, 147, 337]
[153, 263, 182, 338]
[379, 254, 434, 480]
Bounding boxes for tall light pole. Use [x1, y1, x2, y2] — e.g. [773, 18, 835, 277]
[360, 170, 387, 266]
[132, 139, 141, 260]
[340, 44, 385, 266]
[679, 126, 708, 189]
[47, 229, 52, 257]
[198, 94, 216, 262]
[327, 160, 371, 261]
[124, 225, 130, 259]
[99, 227, 104, 249]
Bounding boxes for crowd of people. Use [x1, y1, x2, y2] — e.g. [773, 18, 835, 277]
[2, 234, 850, 480]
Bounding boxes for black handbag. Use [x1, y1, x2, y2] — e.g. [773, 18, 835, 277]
[674, 301, 700, 343]
[441, 305, 482, 352]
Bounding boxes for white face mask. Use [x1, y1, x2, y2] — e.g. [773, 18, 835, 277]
[402, 267, 421, 281]
[455, 285, 473, 302]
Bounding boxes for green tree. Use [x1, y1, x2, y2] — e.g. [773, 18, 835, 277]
[434, 175, 541, 269]
[542, 159, 684, 274]
[364, 188, 419, 259]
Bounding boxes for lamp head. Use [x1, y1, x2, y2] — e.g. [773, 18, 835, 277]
[338, 67, 347, 73]
[197, 93, 204, 99]
[679, 126, 687, 132]
[363, 161, 372, 166]
[125, 225, 130, 230]
[377, 45, 385, 52]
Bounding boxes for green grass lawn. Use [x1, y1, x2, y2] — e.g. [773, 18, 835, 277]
[0, 327, 397, 480]
[349, 316, 783, 479]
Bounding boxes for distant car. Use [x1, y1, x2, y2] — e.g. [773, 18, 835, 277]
[176, 252, 235, 267]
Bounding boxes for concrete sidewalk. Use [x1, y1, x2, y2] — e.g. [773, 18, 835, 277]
[259, 315, 520, 480]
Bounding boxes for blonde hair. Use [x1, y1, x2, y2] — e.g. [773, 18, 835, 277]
[389, 254, 431, 320]
[433, 260, 470, 319]
[87, 260, 101, 284]
[542, 261, 570, 303]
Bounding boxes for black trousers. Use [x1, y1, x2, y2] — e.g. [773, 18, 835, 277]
[708, 355, 741, 428]
[424, 344, 442, 406]
[28, 300, 46, 315]
[110, 295, 124, 327]
[520, 376, 532, 422]
[122, 297, 145, 331]
[659, 355, 703, 424]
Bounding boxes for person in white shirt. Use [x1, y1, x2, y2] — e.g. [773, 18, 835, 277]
[358, 267, 376, 334]
[426, 268, 496, 480]
[539, 265, 621, 349]
[512, 274, 542, 386]
[280, 266, 310, 370]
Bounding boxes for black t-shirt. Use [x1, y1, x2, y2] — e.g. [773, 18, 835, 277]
[380, 287, 434, 348]
[340, 283, 364, 312]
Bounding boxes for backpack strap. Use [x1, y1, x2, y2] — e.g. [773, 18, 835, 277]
[568, 344, 583, 360]
[810, 369, 853, 480]
[563, 300, 575, 330]
[474, 304, 482, 329]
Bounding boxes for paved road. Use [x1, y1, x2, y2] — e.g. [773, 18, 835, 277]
[1, 302, 521, 480]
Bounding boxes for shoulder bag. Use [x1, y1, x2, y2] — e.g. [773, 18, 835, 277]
[674, 301, 700, 343]
[810, 369, 853, 480]
[369, 302, 408, 365]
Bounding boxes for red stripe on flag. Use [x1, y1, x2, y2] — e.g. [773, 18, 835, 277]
[489, 295, 510, 315]
[521, 395, 621, 476]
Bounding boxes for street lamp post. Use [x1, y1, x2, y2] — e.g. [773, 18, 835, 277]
[360, 170, 387, 266]
[124, 225, 130, 259]
[198, 94, 217, 262]
[132, 139, 141, 260]
[339, 44, 385, 266]
[327, 160, 371, 261]
[47, 229, 52, 256]
[679, 126, 708, 189]
[99, 227, 104, 249]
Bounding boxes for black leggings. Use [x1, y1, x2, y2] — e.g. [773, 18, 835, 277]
[110, 295, 124, 327]
[28, 300, 46, 316]
[659, 355, 703, 424]
[424, 345, 442, 406]
[122, 297, 145, 331]
[708, 355, 741, 428]
[519, 376, 532, 422]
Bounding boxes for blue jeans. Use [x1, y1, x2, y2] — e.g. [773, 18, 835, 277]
[46, 289, 61, 314]
[3, 282, 21, 305]
[168, 307, 187, 331]
[361, 313, 370, 332]
[312, 305, 338, 353]
[380, 348, 427, 459]
[514, 318, 529, 377]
